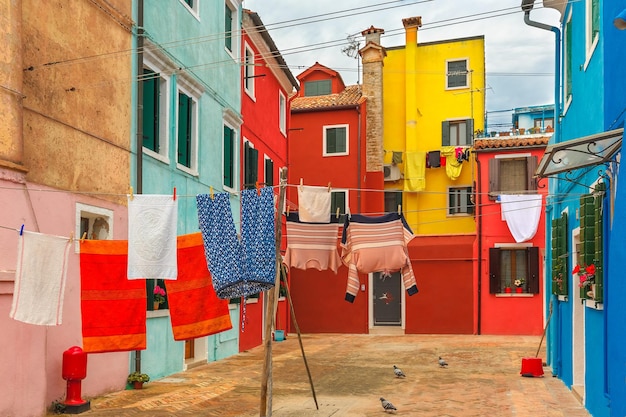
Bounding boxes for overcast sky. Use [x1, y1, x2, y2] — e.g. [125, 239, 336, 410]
[242, 0, 562, 130]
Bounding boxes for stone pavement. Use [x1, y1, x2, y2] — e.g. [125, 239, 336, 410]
[51, 333, 591, 417]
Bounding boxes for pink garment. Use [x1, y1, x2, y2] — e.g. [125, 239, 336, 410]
[341, 213, 419, 303]
[283, 214, 341, 273]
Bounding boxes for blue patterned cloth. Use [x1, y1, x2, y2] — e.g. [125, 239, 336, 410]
[196, 187, 276, 299]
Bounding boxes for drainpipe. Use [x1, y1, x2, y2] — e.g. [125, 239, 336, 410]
[475, 154, 482, 335]
[357, 100, 362, 212]
[522, 0, 562, 376]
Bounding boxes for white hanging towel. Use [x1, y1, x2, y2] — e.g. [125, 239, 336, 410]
[10, 231, 71, 325]
[128, 194, 178, 280]
[298, 185, 331, 223]
[500, 194, 543, 243]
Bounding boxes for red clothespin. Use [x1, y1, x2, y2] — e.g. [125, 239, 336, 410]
[173, 187, 176, 201]
[255, 181, 261, 196]
[327, 182, 331, 192]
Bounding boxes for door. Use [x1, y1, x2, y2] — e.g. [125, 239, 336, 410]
[372, 271, 402, 326]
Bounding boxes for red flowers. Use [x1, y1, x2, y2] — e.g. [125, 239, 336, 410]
[573, 263, 595, 288]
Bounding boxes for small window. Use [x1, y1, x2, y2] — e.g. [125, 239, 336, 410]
[586, 0, 599, 54]
[180, 0, 199, 16]
[75, 203, 113, 251]
[244, 141, 258, 189]
[304, 80, 331, 96]
[323, 125, 348, 156]
[448, 186, 474, 215]
[446, 59, 468, 89]
[279, 91, 286, 135]
[488, 156, 538, 200]
[177, 90, 197, 170]
[142, 56, 170, 161]
[331, 190, 348, 221]
[442, 119, 473, 146]
[264, 157, 274, 187]
[244, 43, 255, 98]
[147, 279, 169, 311]
[489, 247, 540, 294]
[223, 125, 236, 189]
[225, 3, 233, 52]
[384, 191, 403, 214]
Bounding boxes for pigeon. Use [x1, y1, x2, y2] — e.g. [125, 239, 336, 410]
[438, 356, 448, 367]
[380, 397, 397, 413]
[393, 365, 406, 378]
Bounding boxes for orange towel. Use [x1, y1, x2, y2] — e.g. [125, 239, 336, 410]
[167, 233, 232, 341]
[80, 240, 147, 353]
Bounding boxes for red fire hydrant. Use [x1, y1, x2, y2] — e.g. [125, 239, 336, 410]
[62, 346, 90, 413]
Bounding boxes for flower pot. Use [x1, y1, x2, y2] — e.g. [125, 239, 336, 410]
[154, 302, 160, 310]
[505, 288, 512, 293]
[515, 287, 523, 293]
[133, 381, 143, 390]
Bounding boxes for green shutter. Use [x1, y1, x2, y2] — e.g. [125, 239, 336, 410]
[466, 118, 474, 144]
[565, 20, 572, 98]
[265, 159, 274, 186]
[593, 183, 605, 303]
[326, 128, 337, 153]
[591, 0, 599, 38]
[177, 93, 191, 167]
[225, 6, 232, 51]
[580, 194, 595, 299]
[223, 126, 233, 188]
[442, 121, 450, 146]
[336, 128, 346, 153]
[551, 213, 568, 296]
[142, 69, 159, 152]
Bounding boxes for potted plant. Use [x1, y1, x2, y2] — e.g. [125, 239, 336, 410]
[514, 278, 526, 293]
[153, 284, 166, 310]
[127, 371, 150, 389]
[574, 263, 596, 297]
[504, 286, 512, 294]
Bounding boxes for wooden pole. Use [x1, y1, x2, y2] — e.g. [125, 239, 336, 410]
[280, 265, 319, 409]
[260, 167, 287, 417]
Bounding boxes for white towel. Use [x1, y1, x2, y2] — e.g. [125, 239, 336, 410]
[500, 194, 543, 243]
[10, 231, 71, 325]
[128, 194, 178, 280]
[298, 185, 331, 223]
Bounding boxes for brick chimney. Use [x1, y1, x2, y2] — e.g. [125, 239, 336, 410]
[359, 26, 386, 172]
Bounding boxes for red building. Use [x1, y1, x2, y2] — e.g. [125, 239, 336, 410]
[238, 9, 298, 351]
[474, 135, 549, 335]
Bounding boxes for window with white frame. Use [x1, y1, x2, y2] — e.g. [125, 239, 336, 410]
[243, 140, 258, 189]
[223, 124, 236, 190]
[75, 203, 113, 251]
[446, 59, 468, 89]
[264, 156, 274, 187]
[489, 246, 540, 294]
[244, 42, 255, 98]
[586, 0, 599, 56]
[448, 186, 474, 215]
[224, 0, 240, 56]
[442, 119, 473, 146]
[564, 12, 573, 108]
[279, 91, 286, 135]
[142, 55, 170, 162]
[488, 155, 538, 200]
[179, 0, 199, 18]
[176, 86, 198, 172]
[323, 124, 348, 156]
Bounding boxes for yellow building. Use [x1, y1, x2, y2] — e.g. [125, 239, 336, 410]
[383, 17, 485, 236]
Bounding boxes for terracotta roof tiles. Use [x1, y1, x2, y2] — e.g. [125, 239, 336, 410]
[291, 85, 363, 111]
[474, 135, 550, 150]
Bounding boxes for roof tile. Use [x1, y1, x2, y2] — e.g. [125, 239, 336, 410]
[291, 85, 362, 110]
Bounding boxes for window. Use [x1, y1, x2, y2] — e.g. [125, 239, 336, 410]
[442, 119, 473, 146]
[180, 0, 199, 17]
[586, 0, 599, 54]
[224, 1, 236, 53]
[578, 182, 605, 302]
[331, 190, 348, 221]
[489, 247, 540, 294]
[244, 141, 258, 189]
[142, 58, 170, 161]
[488, 156, 538, 200]
[304, 80, 331, 96]
[244, 43, 255, 98]
[551, 212, 568, 296]
[534, 118, 554, 129]
[75, 203, 113, 252]
[177, 89, 197, 170]
[223, 125, 236, 189]
[384, 191, 403, 214]
[446, 59, 468, 89]
[147, 279, 168, 311]
[448, 186, 474, 215]
[264, 157, 274, 187]
[564, 14, 573, 106]
[279, 91, 286, 135]
[323, 125, 348, 156]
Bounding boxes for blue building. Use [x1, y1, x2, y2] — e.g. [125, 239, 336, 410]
[131, 0, 244, 379]
[512, 104, 555, 133]
[523, 1, 625, 416]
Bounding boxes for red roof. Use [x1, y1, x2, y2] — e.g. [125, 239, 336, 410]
[474, 135, 550, 150]
[291, 85, 363, 111]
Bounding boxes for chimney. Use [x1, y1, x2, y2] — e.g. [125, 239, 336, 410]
[402, 16, 422, 45]
[359, 26, 386, 172]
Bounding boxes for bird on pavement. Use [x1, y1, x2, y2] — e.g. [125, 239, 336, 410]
[393, 365, 406, 378]
[438, 356, 448, 367]
[380, 397, 397, 413]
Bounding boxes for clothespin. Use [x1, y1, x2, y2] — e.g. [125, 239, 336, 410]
[327, 182, 331, 192]
[398, 204, 402, 215]
[255, 181, 261, 196]
[129, 186, 134, 201]
[210, 186, 214, 200]
[19, 224, 24, 236]
[69, 231, 74, 243]
[300, 178, 303, 186]
[173, 187, 176, 201]
[80, 232, 87, 242]
[336, 207, 340, 219]
[286, 205, 290, 215]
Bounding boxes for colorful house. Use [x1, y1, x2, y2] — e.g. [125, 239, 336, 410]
[0, 1, 133, 415]
[238, 9, 299, 352]
[523, 1, 626, 416]
[474, 134, 549, 335]
[382, 17, 485, 334]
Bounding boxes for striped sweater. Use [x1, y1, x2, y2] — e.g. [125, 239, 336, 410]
[283, 213, 342, 273]
[341, 213, 418, 303]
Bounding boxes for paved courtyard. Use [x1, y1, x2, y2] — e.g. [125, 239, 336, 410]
[52, 333, 591, 416]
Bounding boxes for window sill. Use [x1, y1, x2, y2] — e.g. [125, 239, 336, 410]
[585, 299, 603, 310]
[558, 295, 568, 302]
[495, 293, 534, 298]
[147, 309, 169, 318]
